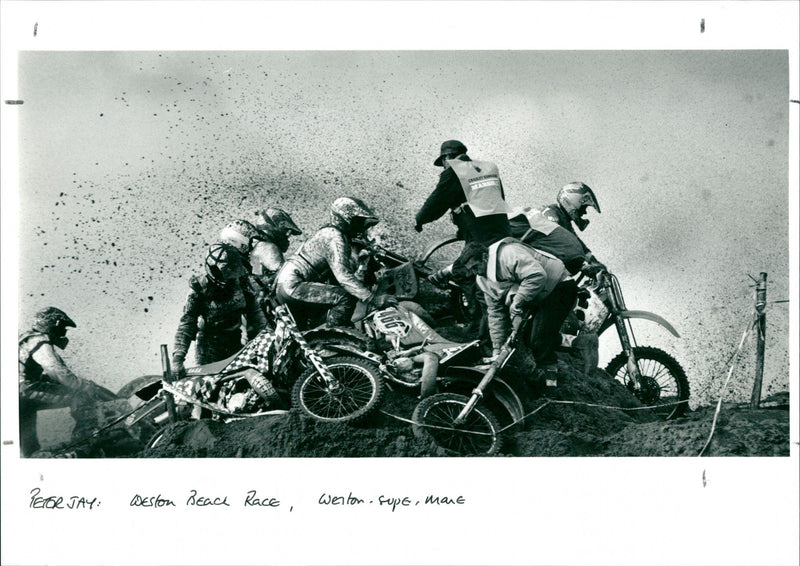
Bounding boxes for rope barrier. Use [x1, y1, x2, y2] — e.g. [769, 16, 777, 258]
[379, 394, 690, 438]
[698, 313, 757, 457]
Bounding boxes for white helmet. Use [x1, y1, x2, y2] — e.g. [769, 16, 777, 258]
[220, 219, 268, 255]
[557, 182, 600, 231]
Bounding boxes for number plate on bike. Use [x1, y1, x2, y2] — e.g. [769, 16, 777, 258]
[373, 308, 411, 337]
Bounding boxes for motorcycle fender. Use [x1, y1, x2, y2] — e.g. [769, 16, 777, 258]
[302, 326, 368, 348]
[419, 235, 461, 265]
[318, 342, 383, 366]
[617, 310, 680, 338]
[441, 367, 526, 426]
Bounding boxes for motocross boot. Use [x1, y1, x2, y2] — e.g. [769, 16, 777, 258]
[18, 404, 41, 457]
[326, 293, 358, 327]
[571, 333, 599, 376]
[528, 366, 560, 400]
[69, 402, 104, 458]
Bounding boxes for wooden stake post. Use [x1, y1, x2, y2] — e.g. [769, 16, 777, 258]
[160, 344, 178, 422]
[750, 272, 767, 409]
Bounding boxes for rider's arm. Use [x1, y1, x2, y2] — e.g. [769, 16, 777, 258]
[477, 276, 511, 354]
[251, 240, 285, 275]
[415, 169, 461, 228]
[501, 247, 548, 318]
[173, 287, 201, 363]
[30, 342, 83, 391]
[243, 277, 268, 337]
[325, 229, 374, 302]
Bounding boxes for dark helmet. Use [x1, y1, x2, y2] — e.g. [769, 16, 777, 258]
[220, 219, 270, 256]
[557, 182, 600, 231]
[205, 243, 249, 287]
[457, 242, 489, 277]
[258, 207, 302, 236]
[32, 307, 76, 336]
[330, 196, 379, 236]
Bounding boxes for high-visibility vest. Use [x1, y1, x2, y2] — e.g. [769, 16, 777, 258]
[446, 159, 508, 218]
[486, 237, 520, 282]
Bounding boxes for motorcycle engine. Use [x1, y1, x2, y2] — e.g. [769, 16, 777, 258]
[388, 356, 421, 385]
[224, 390, 261, 413]
[574, 285, 609, 334]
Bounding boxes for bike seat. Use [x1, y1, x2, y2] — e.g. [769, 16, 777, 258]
[184, 350, 242, 377]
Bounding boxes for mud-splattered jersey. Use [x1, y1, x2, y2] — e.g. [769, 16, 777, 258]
[285, 226, 373, 302]
[173, 275, 267, 359]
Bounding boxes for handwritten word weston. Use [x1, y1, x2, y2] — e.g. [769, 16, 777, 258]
[317, 492, 466, 511]
[129, 494, 176, 508]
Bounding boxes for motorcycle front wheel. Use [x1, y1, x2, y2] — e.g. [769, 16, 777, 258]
[292, 356, 384, 423]
[412, 393, 503, 456]
[419, 238, 471, 323]
[605, 346, 690, 420]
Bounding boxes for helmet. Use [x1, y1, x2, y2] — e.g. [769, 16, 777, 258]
[32, 307, 76, 336]
[456, 242, 489, 277]
[330, 196, 379, 236]
[556, 182, 600, 231]
[220, 219, 269, 256]
[259, 208, 302, 236]
[205, 243, 249, 287]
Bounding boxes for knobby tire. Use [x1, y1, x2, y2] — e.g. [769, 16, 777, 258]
[292, 356, 384, 423]
[605, 346, 690, 419]
[412, 392, 503, 456]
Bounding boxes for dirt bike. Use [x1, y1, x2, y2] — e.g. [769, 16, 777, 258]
[423, 236, 690, 420]
[410, 317, 529, 456]
[307, 302, 526, 428]
[117, 302, 385, 449]
[352, 237, 471, 323]
[567, 268, 690, 419]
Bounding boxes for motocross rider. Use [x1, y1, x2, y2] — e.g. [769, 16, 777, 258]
[539, 182, 605, 275]
[172, 243, 268, 377]
[506, 205, 601, 374]
[461, 240, 578, 395]
[275, 196, 397, 329]
[18, 307, 119, 457]
[220, 211, 302, 308]
[416, 140, 511, 340]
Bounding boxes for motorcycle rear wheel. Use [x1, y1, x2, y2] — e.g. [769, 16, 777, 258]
[412, 393, 503, 456]
[605, 346, 690, 419]
[292, 356, 384, 423]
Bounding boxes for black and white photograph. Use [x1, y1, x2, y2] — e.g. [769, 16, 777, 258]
[2, 2, 798, 565]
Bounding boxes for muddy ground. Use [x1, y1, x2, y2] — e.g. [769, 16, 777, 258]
[30, 305, 790, 459]
[60, 326, 789, 459]
[138, 362, 790, 459]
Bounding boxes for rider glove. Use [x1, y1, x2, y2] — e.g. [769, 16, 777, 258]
[428, 268, 451, 288]
[172, 357, 186, 380]
[581, 261, 605, 278]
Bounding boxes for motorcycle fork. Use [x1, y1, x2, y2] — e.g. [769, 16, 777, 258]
[275, 305, 339, 389]
[605, 273, 644, 390]
[613, 315, 643, 389]
[454, 346, 516, 425]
